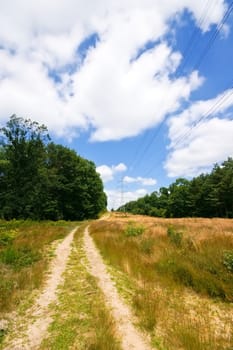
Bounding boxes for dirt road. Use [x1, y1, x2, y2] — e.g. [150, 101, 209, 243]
[3, 227, 78, 350]
[3, 224, 152, 350]
[83, 225, 152, 350]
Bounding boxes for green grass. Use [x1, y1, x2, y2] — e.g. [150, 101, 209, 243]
[0, 220, 76, 313]
[124, 223, 145, 237]
[40, 224, 121, 350]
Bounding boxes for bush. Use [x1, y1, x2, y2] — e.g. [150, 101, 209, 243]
[167, 226, 183, 247]
[0, 229, 17, 246]
[0, 247, 41, 268]
[124, 224, 145, 237]
[223, 250, 233, 272]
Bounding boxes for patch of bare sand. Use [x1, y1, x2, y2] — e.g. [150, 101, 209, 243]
[83, 226, 152, 350]
[3, 226, 78, 350]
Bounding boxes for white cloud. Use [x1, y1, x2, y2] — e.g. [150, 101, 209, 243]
[165, 90, 233, 177]
[96, 163, 127, 183]
[106, 188, 148, 210]
[114, 163, 127, 172]
[0, 0, 227, 141]
[123, 176, 156, 186]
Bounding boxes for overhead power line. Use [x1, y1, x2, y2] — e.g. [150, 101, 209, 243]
[193, 1, 233, 72]
[143, 85, 233, 178]
[128, 1, 233, 178]
[170, 87, 233, 150]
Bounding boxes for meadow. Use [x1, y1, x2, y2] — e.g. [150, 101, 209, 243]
[0, 220, 121, 349]
[0, 220, 76, 316]
[1, 214, 232, 349]
[90, 213, 233, 350]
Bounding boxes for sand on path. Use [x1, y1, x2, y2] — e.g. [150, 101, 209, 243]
[4, 226, 78, 350]
[83, 225, 152, 350]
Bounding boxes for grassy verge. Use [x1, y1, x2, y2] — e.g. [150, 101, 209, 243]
[0, 219, 76, 345]
[40, 224, 121, 350]
[89, 215, 233, 350]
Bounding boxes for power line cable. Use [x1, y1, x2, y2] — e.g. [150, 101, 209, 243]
[126, 0, 225, 175]
[170, 88, 233, 149]
[175, 0, 216, 76]
[143, 84, 233, 178]
[128, 1, 233, 178]
[113, 1, 233, 209]
[193, 1, 233, 72]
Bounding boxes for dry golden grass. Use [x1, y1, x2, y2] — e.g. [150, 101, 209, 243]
[90, 213, 233, 350]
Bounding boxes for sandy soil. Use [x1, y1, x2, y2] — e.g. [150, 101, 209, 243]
[83, 225, 152, 350]
[3, 226, 78, 350]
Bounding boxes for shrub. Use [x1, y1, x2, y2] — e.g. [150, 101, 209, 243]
[0, 229, 17, 246]
[223, 250, 233, 272]
[124, 224, 145, 237]
[0, 247, 41, 268]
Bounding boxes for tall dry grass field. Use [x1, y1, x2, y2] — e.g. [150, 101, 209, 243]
[90, 213, 233, 350]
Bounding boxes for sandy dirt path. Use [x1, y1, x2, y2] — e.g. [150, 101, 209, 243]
[83, 226, 152, 350]
[4, 226, 78, 350]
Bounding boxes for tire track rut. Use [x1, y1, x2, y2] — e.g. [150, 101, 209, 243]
[83, 225, 152, 350]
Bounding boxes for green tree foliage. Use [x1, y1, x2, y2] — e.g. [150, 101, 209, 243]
[119, 158, 233, 218]
[44, 143, 106, 220]
[0, 115, 106, 220]
[0, 115, 50, 219]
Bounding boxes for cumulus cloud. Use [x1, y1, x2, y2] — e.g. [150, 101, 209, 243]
[0, 0, 227, 140]
[123, 176, 156, 186]
[165, 89, 233, 177]
[96, 163, 127, 183]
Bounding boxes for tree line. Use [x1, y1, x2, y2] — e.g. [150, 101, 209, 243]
[118, 158, 233, 218]
[0, 115, 107, 220]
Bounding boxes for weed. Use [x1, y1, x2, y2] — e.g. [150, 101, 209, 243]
[167, 226, 183, 247]
[140, 237, 154, 255]
[223, 250, 233, 272]
[0, 229, 17, 246]
[0, 247, 41, 268]
[124, 223, 145, 237]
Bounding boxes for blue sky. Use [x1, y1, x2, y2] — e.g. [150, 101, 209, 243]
[0, 0, 233, 209]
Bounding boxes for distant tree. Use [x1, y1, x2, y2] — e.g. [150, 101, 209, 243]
[212, 158, 233, 217]
[118, 158, 233, 218]
[168, 178, 192, 217]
